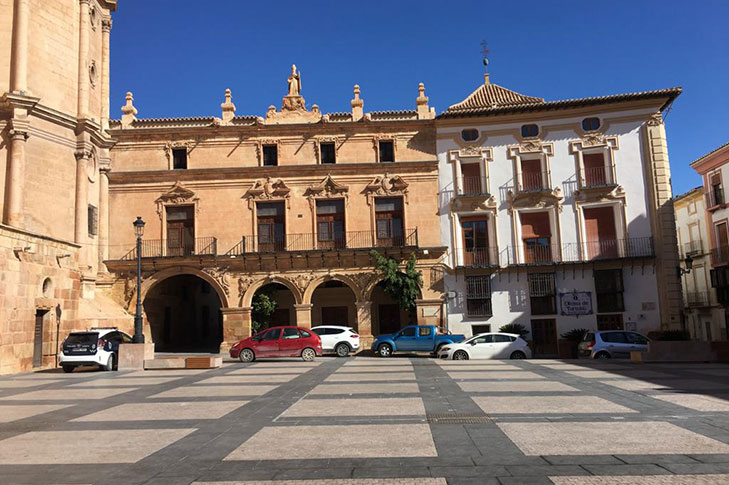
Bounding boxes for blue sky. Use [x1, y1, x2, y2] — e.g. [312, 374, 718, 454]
[110, 0, 728, 194]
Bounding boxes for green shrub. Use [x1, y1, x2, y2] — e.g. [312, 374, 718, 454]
[499, 323, 529, 338]
[561, 328, 590, 342]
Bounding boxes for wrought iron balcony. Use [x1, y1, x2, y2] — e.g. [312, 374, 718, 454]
[120, 237, 217, 260]
[456, 176, 489, 196]
[517, 171, 550, 192]
[686, 291, 710, 307]
[581, 165, 616, 188]
[459, 247, 499, 268]
[225, 229, 418, 255]
[506, 237, 655, 265]
[683, 240, 703, 256]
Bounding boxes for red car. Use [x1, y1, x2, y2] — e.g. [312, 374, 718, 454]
[230, 326, 323, 362]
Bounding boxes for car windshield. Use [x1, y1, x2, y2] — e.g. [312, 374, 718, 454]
[65, 332, 98, 344]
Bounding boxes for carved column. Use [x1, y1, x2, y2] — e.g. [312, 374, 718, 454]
[355, 301, 373, 351]
[100, 17, 112, 129]
[10, 0, 30, 93]
[294, 303, 313, 328]
[77, 0, 91, 118]
[221, 307, 251, 352]
[3, 128, 29, 227]
[97, 166, 110, 271]
[74, 150, 90, 244]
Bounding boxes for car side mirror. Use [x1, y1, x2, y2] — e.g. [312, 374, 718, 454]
[469, 341, 477, 346]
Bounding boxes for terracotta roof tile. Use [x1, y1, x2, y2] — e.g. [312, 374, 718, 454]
[446, 81, 544, 112]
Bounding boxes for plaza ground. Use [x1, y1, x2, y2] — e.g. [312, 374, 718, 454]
[1, 357, 729, 484]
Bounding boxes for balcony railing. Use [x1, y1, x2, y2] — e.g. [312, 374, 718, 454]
[460, 247, 498, 267]
[456, 176, 489, 196]
[120, 237, 217, 260]
[686, 291, 710, 307]
[506, 237, 654, 265]
[712, 245, 729, 265]
[226, 229, 418, 255]
[581, 165, 616, 188]
[684, 240, 703, 256]
[518, 171, 550, 192]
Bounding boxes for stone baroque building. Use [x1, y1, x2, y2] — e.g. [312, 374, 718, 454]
[436, 74, 683, 356]
[104, 68, 446, 352]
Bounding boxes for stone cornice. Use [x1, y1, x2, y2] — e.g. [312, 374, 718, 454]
[108, 160, 439, 185]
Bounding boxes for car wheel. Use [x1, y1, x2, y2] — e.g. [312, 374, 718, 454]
[301, 347, 316, 362]
[102, 354, 114, 371]
[378, 343, 393, 358]
[335, 343, 350, 357]
[239, 348, 255, 363]
[594, 351, 611, 360]
[510, 351, 526, 360]
[453, 350, 469, 360]
[62, 365, 74, 373]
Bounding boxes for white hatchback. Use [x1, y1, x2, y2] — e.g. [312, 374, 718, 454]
[311, 326, 360, 357]
[437, 332, 531, 360]
[59, 327, 133, 372]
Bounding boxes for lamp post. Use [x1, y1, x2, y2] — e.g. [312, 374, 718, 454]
[677, 253, 694, 278]
[133, 216, 145, 343]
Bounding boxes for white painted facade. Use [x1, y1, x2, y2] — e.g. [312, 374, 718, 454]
[436, 81, 676, 353]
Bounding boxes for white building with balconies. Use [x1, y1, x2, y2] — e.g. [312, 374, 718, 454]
[436, 74, 683, 356]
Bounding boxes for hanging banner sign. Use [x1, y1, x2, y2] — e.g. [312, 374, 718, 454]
[559, 291, 593, 315]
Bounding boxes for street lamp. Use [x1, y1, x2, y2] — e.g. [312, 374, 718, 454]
[133, 216, 145, 343]
[677, 253, 694, 278]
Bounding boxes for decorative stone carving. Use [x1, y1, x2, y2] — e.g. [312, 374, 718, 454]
[647, 112, 664, 126]
[89, 60, 97, 87]
[507, 186, 564, 214]
[304, 175, 349, 204]
[352, 272, 378, 295]
[156, 182, 199, 217]
[238, 276, 254, 302]
[123, 277, 136, 307]
[452, 194, 497, 212]
[363, 173, 409, 204]
[203, 267, 230, 296]
[264, 64, 322, 124]
[293, 273, 314, 292]
[242, 177, 291, 209]
[574, 184, 627, 204]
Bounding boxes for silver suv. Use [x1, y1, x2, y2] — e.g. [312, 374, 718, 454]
[578, 330, 650, 359]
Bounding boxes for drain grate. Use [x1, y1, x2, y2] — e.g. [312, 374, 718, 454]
[427, 413, 492, 424]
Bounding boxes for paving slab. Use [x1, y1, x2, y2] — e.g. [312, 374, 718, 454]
[0, 387, 138, 401]
[194, 480, 447, 485]
[226, 367, 310, 375]
[498, 421, 729, 455]
[309, 383, 421, 395]
[149, 385, 277, 398]
[0, 404, 71, 423]
[325, 372, 416, 382]
[549, 475, 729, 485]
[448, 371, 545, 380]
[282, 397, 425, 417]
[473, 396, 636, 414]
[651, 393, 729, 412]
[599, 379, 726, 392]
[565, 370, 673, 379]
[343, 360, 414, 366]
[0, 429, 195, 464]
[72, 401, 249, 421]
[123, 369, 212, 377]
[225, 424, 437, 460]
[335, 367, 414, 373]
[0, 380, 60, 388]
[458, 381, 578, 393]
[196, 375, 298, 384]
[68, 377, 181, 387]
[433, 364, 522, 371]
[689, 369, 729, 377]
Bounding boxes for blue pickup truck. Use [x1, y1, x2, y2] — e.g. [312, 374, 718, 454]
[371, 325, 465, 357]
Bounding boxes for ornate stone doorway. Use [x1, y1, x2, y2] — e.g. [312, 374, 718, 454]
[311, 280, 358, 331]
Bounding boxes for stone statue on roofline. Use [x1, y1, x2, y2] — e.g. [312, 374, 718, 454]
[287, 64, 301, 96]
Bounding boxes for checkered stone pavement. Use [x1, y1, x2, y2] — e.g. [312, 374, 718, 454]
[1, 357, 729, 485]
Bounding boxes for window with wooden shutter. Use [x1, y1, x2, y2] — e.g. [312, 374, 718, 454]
[87, 204, 98, 236]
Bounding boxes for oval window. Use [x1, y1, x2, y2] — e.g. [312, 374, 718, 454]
[461, 129, 479, 142]
[582, 117, 600, 131]
[521, 124, 539, 138]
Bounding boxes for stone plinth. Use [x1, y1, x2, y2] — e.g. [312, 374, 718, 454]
[118, 343, 155, 370]
[144, 357, 185, 370]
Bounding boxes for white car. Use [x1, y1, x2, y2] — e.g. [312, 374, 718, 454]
[59, 327, 133, 372]
[437, 332, 531, 360]
[311, 326, 360, 357]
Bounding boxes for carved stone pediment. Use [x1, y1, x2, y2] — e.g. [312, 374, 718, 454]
[363, 173, 409, 202]
[304, 175, 349, 199]
[452, 194, 497, 213]
[243, 177, 291, 208]
[156, 182, 196, 205]
[507, 186, 564, 213]
[574, 185, 626, 204]
[569, 134, 618, 152]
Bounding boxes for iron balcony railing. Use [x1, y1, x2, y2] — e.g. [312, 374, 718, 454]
[683, 240, 703, 256]
[505, 237, 655, 265]
[456, 176, 489, 196]
[225, 229, 418, 255]
[686, 291, 710, 307]
[121, 237, 217, 260]
[459, 247, 499, 267]
[712, 245, 729, 265]
[581, 165, 616, 188]
[518, 171, 550, 192]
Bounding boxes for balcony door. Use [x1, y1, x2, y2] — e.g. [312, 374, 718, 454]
[461, 217, 489, 266]
[521, 158, 542, 191]
[166, 206, 194, 256]
[583, 206, 618, 259]
[521, 212, 551, 263]
[583, 153, 608, 187]
[316, 199, 345, 249]
[375, 197, 404, 247]
[257, 202, 285, 252]
[460, 162, 483, 195]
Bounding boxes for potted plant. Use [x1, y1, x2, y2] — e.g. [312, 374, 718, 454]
[560, 328, 590, 358]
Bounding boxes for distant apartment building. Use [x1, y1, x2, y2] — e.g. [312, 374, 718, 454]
[690, 141, 729, 333]
[436, 74, 683, 356]
[674, 187, 726, 340]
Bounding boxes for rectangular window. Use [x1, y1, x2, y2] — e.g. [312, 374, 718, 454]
[378, 140, 394, 163]
[375, 197, 404, 245]
[465, 276, 492, 317]
[521, 212, 552, 263]
[87, 204, 98, 236]
[257, 201, 285, 251]
[594, 269, 624, 313]
[316, 199, 345, 249]
[460, 162, 483, 194]
[461, 217, 489, 266]
[520, 158, 542, 191]
[710, 173, 723, 206]
[583, 152, 608, 187]
[472, 324, 491, 334]
[172, 148, 187, 170]
[528, 273, 557, 315]
[320, 142, 336, 164]
[263, 145, 278, 166]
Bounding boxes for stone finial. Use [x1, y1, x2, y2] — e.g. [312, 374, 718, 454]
[351, 84, 364, 121]
[484, 73, 490, 85]
[416, 82, 434, 119]
[120, 91, 137, 128]
[220, 88, 236, 124]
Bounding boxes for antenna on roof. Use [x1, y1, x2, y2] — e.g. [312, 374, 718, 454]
[480, 40, 490, 84]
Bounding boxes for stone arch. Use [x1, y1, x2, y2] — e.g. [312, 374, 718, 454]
[128, 266, 231, 313]
[241, 276, 302, 308]
[302, 274, 364, 304]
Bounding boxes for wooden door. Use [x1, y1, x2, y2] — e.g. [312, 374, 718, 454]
[33, 310, 45, 368]
[166, 206, 194, 256]
[584, 207, 617, 259]
[316, 200, 345, 249]
[583, 153, 607, 186]
[521, 212, 551, 263]
[460, 162, 483, 194]
[530, 319, 558, 356]
[521, 158, 542, 191]
[322, 306, 348, 326]
[462, 218, 489, 266]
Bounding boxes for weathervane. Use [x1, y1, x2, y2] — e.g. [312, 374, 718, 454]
[481, 40, 490, 70]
